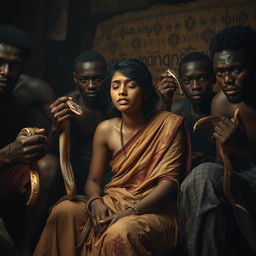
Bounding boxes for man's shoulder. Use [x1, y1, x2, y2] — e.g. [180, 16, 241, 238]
[211, 91, 235, 116]
[13, 74, 55, 103]
[66, 90, 79, 99]
[15, 74, 49, 90]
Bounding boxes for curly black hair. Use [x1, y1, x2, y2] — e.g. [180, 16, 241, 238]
[0, 25, 31, 60]
[209, 26, 255, 59]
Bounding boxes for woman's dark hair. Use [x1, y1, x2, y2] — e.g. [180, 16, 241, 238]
[106, 59, 159, 118]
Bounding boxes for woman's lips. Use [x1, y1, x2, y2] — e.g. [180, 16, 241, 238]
[118, 98, 128, 104]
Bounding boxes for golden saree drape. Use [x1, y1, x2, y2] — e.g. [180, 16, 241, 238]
[34, 111, 191, 256]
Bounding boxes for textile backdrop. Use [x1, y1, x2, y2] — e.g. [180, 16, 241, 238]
[93, 0, 256, 96]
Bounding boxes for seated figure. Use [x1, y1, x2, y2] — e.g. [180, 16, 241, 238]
[34, 59, 191, 256]
[179, 26, 256, 256]
[0, 25, 57, 255]
[157, 52, 216, 168]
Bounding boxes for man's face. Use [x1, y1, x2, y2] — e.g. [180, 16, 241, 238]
[179, 61, 214, 104]
[73, 61, 106, 102]
[213, 49, 250, 104]
[0, 44, 25, 94]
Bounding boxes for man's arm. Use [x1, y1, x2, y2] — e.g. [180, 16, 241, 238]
[0, 128, 47, 172]
[32, 78, 56, 120]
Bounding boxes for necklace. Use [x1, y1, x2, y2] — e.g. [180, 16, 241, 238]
[120, 119, 128, 159]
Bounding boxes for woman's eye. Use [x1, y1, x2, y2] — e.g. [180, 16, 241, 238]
[127, 83, 136, 88]
[112, 84, 119, 89]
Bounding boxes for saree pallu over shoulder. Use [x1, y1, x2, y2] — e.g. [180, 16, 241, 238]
[105, 111, 191, 199]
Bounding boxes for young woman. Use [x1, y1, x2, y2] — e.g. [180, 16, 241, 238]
[34, 59, 191, 256]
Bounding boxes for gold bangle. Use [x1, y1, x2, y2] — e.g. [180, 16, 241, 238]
[87, 196, 101, 212]
[125, 204, 140, 215]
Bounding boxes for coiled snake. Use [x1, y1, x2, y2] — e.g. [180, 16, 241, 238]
[24, 100, 83, 205]
[193, 109, 247, 212]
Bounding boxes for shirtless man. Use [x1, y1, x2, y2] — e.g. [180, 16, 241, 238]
[50, 51, 109, 194]
[180, 26, 256, 256]
[157, 52, 216, 167]
[0, 25, 56, 255]
[210, 26, 254, 117]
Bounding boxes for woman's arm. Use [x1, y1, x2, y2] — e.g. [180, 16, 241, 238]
[84, 121, 110, 197]
[84, 120, 112, 233]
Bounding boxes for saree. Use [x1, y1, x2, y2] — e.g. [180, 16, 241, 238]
[34, 111, 191, 256]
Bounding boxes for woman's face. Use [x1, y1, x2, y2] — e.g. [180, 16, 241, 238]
[110, 71, 144, 114]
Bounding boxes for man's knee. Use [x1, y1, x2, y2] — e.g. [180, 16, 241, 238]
[37, 154, 59, 188]
[181, 162, 224, 193]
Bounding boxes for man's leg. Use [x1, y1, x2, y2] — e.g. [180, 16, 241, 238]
[231, 166, 256, 255]
[0, 218, 20, 256]
[179, 162, 232, 256]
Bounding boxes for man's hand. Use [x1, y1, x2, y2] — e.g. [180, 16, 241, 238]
[213, 117, 238, 144]
[8, 128, 47, 165]
[50, 96, 73, 132]
[213, 109, 244, 153]
[157, 70, 178, 105]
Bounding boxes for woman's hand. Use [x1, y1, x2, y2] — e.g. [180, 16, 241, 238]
[90, 199, 113, 235]
[97, 208, 135, 234]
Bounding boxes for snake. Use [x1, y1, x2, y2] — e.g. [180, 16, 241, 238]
[166, 68, 183, 95]
[193, 109, 247, 212]
[21, 127, 40, 205]
[24, 100, 83, 205]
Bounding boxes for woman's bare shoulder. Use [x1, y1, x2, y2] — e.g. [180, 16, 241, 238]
[96, 117, 121, 134]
